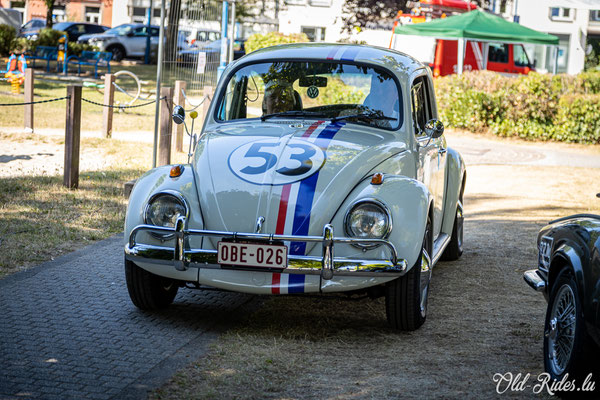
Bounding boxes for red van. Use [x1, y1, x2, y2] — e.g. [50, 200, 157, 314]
[431, 39, 534, 77]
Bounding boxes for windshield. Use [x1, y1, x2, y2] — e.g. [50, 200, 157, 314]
[104, 24, 135, 36]
[52, 22, 72, 31]
[217, 61, 402, 130]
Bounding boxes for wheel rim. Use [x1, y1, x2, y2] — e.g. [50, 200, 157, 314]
[546, 284, 577, 376]
[419, 223, 432, 318]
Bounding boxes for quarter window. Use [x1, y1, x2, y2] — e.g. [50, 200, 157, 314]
[411, 76, 433, 137]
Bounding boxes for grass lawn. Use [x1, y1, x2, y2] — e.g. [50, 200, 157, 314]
[0, 62, 164, 132]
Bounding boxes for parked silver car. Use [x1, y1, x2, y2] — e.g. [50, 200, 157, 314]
[80, 23, 159, 61]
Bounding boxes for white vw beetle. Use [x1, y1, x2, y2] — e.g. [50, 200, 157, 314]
[124, 44, 466, 331]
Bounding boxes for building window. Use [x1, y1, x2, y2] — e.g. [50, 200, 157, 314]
[53, 5, 66, 23]
[309, 0, 332, 6]
[301, 26, 326, 42]
[590, 10, 600, 22]
[285, 0, 306, 5]
[10, 1, 25, 22]
[549, 7, 574, 21]
[85, 6, 101, 23]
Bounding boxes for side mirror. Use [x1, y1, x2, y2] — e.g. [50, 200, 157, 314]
[126, 31, 134, 37]
[424, 119, 444, 139]
[172, 105, 185, 125]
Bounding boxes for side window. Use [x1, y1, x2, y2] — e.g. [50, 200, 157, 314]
[488, 43, 509, 63]
[150, 27, 159, 36]
[133, 27, 146, 36]
[411, 76, 433, 137]
[513, 45, 531, 67]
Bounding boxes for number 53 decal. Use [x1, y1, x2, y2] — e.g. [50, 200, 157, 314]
[228, 138, 326, 185]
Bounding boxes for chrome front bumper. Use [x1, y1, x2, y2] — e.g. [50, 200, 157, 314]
[125, 217, 408, 280]
[523, 269, 546, 292]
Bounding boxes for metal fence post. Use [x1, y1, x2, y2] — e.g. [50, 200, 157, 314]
[24, 68, 34, 133]
[102, 73, 115, 138]
[64, 85, 82, 189]
[173, 80, 186, 152]
[158, 86, 174, 166]
[202, 86, 213, 126]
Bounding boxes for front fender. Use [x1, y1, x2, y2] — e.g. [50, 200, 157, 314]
[441, 146, 466, 236]
[549, 244, 586, 304]
[324, 175, 431, 269]
[124, 165, 204, 246]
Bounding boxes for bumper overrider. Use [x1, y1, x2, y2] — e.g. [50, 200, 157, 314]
[125, 216, 408, 280]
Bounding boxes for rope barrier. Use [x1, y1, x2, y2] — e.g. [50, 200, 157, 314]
[81, 96, 166, 109]
[0, 96, 70, 107]
[181, 89, 207, 111]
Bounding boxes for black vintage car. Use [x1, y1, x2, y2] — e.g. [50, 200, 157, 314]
[524, 213, 600, 384]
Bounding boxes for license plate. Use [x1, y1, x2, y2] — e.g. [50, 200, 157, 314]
[217, 241, 288, 269]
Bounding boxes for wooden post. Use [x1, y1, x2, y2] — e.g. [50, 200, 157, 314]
[158, 86, 174, 166]
[102, 73, 115, 138]
[173, 80, 186, 153]
[201, 86, 213, 125]
[64, 85, 82, 189]
[24, 68, 34, 133]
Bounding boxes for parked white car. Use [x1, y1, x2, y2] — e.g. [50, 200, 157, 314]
[124, 43, 466, 331]
[82, 23, 159, 61]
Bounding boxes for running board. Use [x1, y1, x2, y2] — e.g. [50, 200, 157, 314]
[431, 233, 450, 266]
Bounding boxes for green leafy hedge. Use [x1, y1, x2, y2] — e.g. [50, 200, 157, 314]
[434, 70, 600, 144]
[0, 24, 17, 56]
[245, 32, 309, 54]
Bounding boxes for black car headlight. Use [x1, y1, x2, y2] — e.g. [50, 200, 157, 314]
[144, 191, 188, 228]
[344, 199, 391, 247]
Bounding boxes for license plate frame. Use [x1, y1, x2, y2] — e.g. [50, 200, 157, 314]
[217, 241, 288, 269]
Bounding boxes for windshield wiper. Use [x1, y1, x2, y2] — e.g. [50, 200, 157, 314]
[331, 112, 396, 124]
[260, 110, 328, 121]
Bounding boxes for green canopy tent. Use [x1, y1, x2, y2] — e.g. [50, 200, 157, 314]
[393, 9, 560, 74]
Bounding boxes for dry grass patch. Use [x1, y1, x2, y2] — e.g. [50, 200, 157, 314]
[0, 131, 187, 278]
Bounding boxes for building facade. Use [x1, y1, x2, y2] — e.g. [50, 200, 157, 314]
[0, 0, 114, 27]
[505, 0, 600, 74]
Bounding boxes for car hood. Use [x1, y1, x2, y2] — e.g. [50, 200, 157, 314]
[193, 120, 406, 255]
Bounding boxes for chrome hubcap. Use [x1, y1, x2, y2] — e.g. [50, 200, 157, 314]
[419, 223, 432, 318]
[419, 247, 432, 318]
[547, 284, 576, 376]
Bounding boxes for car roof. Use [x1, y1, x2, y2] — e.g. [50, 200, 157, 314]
[238, 43, 425, 80]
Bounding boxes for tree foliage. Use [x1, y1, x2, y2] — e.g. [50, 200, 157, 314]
[340, 0, 508, 34]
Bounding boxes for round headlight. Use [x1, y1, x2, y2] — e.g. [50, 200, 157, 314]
[344, 200, 391, 246]
[144, 192, 188, 228]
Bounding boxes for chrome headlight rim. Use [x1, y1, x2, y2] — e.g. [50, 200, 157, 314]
[143, 190, 189, 239]
[343, 198, 392, 249]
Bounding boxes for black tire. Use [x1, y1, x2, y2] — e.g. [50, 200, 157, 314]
[543, 268, 598, 392]
[125, 259, 178, 310]
[385, 217, 432, 331]
[441, 200, 464, 261]
[107, 45, 125, 62]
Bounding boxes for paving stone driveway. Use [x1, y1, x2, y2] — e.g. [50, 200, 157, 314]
[0, 235, 256, 400]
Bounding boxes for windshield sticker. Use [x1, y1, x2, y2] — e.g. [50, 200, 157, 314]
[228, 138, 326, 186]
[307, 86, 319, 99]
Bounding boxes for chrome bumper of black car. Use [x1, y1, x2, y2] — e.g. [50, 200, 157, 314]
[125, 217, 408, 279]
[523, 269, 546, 292]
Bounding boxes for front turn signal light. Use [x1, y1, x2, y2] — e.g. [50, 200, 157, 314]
[170, 165, 184, 178]
[371, 173, 384, 185]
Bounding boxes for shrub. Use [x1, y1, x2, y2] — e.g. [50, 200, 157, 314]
[0, 24, 16, 56]
[67, 42, 98, 57]
[553, 95, 600, 144]
[434, 70, 600, 144]
[245, 31, 309, 54]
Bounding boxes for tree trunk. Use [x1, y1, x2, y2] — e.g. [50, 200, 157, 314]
[165, 0, 182, 65]
[45, 1, 54, 28]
